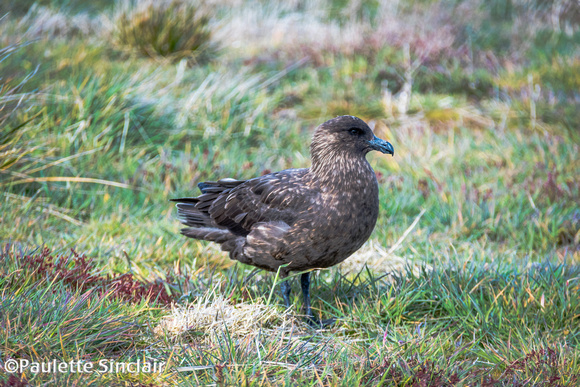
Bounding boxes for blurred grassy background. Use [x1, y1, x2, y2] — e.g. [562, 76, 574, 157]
[1, 0, 579, 385]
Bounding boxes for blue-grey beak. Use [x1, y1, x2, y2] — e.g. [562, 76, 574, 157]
[368, 136, 394, 156]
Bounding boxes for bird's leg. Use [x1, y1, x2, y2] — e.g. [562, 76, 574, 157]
[301, 272, 315, 321]
[280, 278, 291, 309]
[301, 272, 336, 328]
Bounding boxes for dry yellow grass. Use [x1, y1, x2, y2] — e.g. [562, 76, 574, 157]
[154, 292, 299, 340]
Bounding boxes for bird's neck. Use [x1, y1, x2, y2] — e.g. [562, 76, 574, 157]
[310, 148, 374, 189]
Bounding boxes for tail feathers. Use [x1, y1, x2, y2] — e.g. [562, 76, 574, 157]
[174, 202, 216, 228]
[173, 190, 246, 258]
[172, 178, 245, 224]
[170, 197, 199, 203]
[181, 227, 233, 245]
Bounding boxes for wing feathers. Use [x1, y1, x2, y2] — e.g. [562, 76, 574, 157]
[175, 169, 316, 239]
[233, 212, 247, 223]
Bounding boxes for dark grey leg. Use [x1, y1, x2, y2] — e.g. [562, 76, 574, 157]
[281, 279, 291, 308]
[301, 272, 314, 319]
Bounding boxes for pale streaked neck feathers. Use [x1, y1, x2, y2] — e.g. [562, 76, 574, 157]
[309, 129, 374, 188]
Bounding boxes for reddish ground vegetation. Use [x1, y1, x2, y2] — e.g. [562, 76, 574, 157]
[0, 374, 28, 387]
[360, 348, 577, 386]
[9, 247, 176, 305]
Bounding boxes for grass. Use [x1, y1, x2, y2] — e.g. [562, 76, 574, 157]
[1, 0, 579, 385]
[113, 0, 214, 62]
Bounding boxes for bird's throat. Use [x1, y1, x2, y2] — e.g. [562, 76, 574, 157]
[310, 150, 375, 190]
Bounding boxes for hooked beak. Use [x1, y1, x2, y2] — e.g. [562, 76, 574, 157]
[368, 136, 394, 156]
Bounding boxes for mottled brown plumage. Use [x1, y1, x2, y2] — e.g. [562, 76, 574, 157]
[172, 115, 394, 321]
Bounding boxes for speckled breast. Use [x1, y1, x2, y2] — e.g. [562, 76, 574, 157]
[287, 176, 380, 271]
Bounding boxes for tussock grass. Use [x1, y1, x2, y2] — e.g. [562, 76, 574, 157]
[114, 0, 215, 63]
[0, 0, 579, 385]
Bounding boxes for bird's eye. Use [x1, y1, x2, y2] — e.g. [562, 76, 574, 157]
[349, 127, 364, 136]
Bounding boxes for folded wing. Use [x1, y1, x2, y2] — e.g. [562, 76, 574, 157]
[172, 169, 315, 240]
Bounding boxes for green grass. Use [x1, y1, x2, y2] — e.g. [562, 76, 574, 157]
[1, 0, 579, 385]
